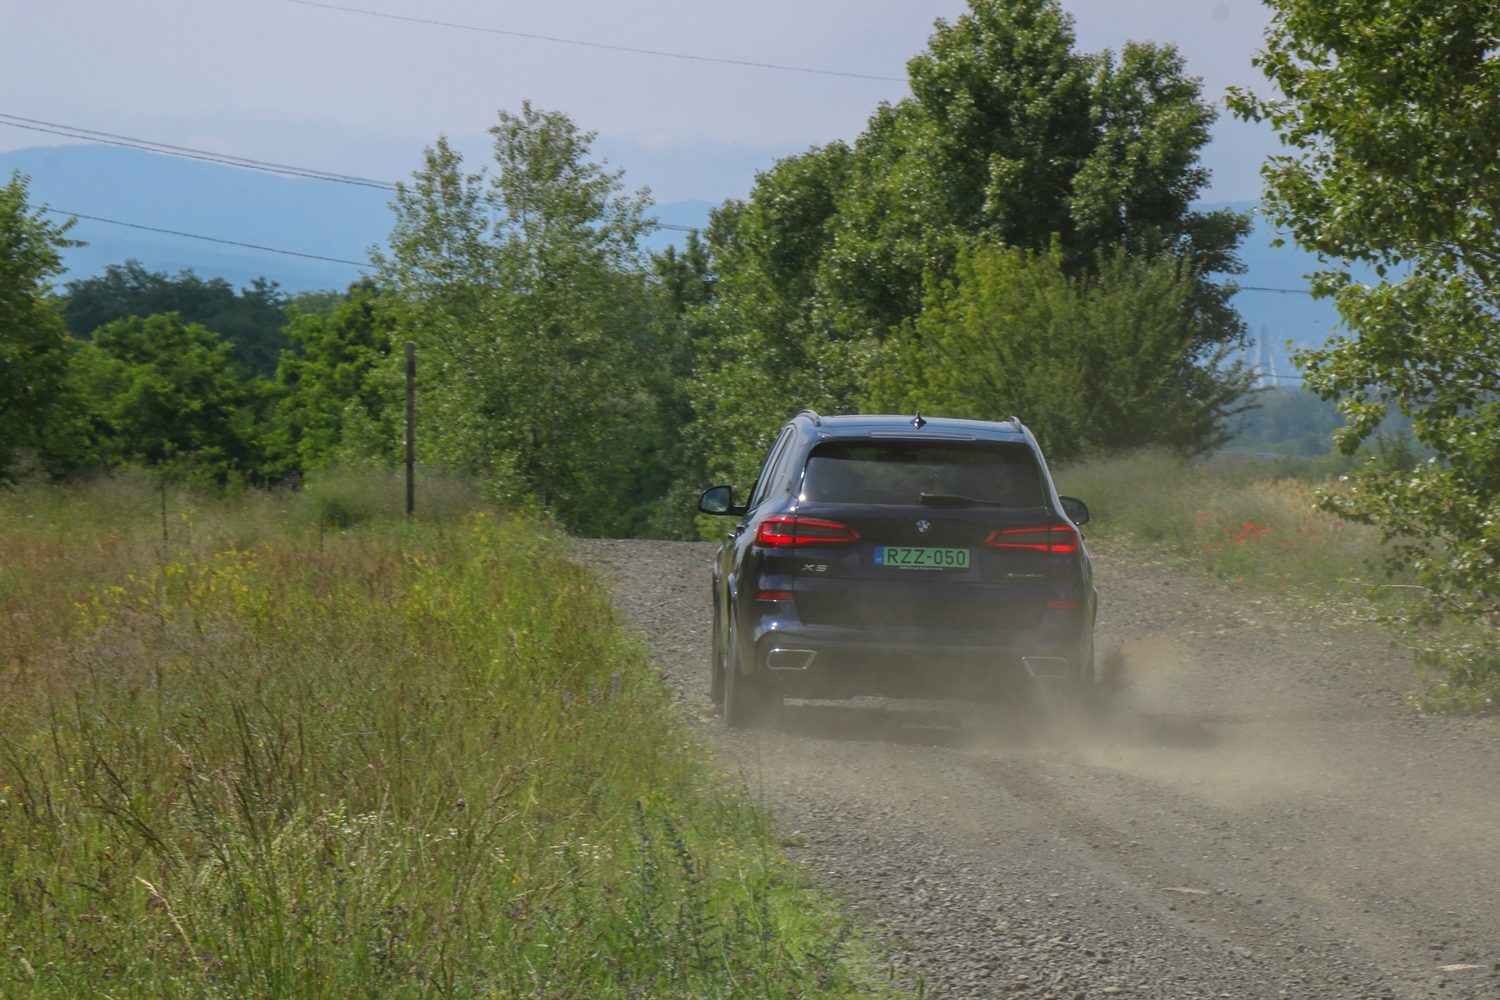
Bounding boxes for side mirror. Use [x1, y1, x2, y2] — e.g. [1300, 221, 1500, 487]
[698, 485, 746, 516]
[1058, 495, 1090, 526]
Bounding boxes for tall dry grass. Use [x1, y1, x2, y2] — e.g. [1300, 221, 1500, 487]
[1054, 451, 1500, 709]
[1054, 449, 1413, 608]
[0, 473, 878, 998]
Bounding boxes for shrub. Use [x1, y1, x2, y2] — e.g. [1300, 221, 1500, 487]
[870, 244, 1253, 461]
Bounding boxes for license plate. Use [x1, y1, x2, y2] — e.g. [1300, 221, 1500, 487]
[874, 546, 970, 569]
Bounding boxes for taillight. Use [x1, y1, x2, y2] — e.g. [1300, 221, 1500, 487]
[755, 515, 797, 547]
[754, 515, 861, 548]
[794, 518, 860, 544]
[985, 525, 1079, 554]
[757, 590, 795, 602]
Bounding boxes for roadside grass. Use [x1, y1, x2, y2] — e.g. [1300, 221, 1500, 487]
[1055, 449, 1407, 607]
[1055, 450, 1500, 710]
[0, 472, 890, 998]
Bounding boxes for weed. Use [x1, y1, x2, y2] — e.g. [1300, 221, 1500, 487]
[1054, 450, 1500, 708]
[1055, 448, 1408, 607]
[0, 474, 890, 998]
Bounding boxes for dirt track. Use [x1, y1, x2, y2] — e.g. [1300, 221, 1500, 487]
[576, 538, 1500, 999]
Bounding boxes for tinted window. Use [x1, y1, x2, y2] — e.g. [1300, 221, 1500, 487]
[765, 432, 806, 503]
[801, 440, 1044, 507]
[749, 428, 794, 508]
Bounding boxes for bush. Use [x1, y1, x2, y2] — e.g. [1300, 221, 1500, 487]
[871, 244, 1253, 461]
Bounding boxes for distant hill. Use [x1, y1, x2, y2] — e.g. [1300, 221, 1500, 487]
[2, 144, 386, 292]
[3, 143, 1366, 439]
[1, 144, 714, 294]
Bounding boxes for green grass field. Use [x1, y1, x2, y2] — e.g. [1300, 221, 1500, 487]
[0, 473, 888, 998]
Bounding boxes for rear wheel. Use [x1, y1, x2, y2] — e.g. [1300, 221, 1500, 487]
[723, 614, 773, 728]
[710, 593, 726, 706]
[1063, 640, 1100, 713]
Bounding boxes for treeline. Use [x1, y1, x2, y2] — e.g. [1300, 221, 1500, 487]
[1, 0, 1256, 538]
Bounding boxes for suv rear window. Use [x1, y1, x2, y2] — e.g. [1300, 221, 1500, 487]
[800, 440, 1044, 507]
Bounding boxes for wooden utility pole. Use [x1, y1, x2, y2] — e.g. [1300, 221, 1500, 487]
[405, 341, 415, 519]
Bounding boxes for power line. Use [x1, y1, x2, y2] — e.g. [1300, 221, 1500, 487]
[5, 112, 704, 232]
[282, 0, 905, 82]
[0, 113, 397, 190]
[47, 209, 369, 266]
[1233, 284, 1315, 295]
[46, 206, 695, 265]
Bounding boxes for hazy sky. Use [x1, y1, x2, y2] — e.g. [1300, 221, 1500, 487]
[1, 0, 1278, 203]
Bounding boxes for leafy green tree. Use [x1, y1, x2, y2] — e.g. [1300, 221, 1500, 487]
[624, 234, 717, 538]
[1228, 0, 1500, 636]
[61, 260, 291, 375]
[693, 0, 1251, 489]
[267, 285, 400, 475]
[872, 242, 1252, 460]
[71, 313, 265, 485]
[689, 144, 859, 489]
[0, 172, 80, 477]
[825, 1, 1245, 335]
[374, 104, 658, 535]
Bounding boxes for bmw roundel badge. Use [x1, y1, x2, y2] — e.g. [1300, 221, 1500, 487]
[915, 519, 931, 534]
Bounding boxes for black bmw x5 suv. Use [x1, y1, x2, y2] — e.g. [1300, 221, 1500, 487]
[698, 411, 1096, 726]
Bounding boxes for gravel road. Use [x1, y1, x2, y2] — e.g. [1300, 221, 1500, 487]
[574, 538, 1500, 1000]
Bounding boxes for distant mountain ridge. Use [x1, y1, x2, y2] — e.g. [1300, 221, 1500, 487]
[5, 144, 1340, 378]
[1, 144, 714, 294]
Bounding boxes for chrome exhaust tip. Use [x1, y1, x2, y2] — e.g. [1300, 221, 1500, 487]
[766, 648, 817, 670]
[1022, 656, 1070, 679]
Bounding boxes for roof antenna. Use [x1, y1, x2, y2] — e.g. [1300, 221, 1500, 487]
[911, 411, 927, 429]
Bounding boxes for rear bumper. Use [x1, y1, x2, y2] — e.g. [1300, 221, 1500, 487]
[749, 619, 1091, 699]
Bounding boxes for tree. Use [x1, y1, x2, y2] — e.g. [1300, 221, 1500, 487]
[871, 242, 1252, 460]
[823, 1, 1247, 335]
[267, 285, 400, 476]
[374, 104, 659, 535]
[61, 261, 291, 375]
[0, 172, 80, 477]
[690, 144, 859, 488]
[692, 0, 1251, 490]
[1228, 0, 1500, 638]
[628, 234, 717, 538]
[70, 313, 265, 485]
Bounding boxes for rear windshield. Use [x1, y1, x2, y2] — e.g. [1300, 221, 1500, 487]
[800, 440, 1044, 507]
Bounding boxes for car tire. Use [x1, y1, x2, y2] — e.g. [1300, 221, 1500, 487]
[723, 613, 772, 728]
[1064, 644, 1101, 714]
[710, 593, 726, 706]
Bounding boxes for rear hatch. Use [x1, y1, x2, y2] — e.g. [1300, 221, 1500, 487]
[767, 437, 1075, 633]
